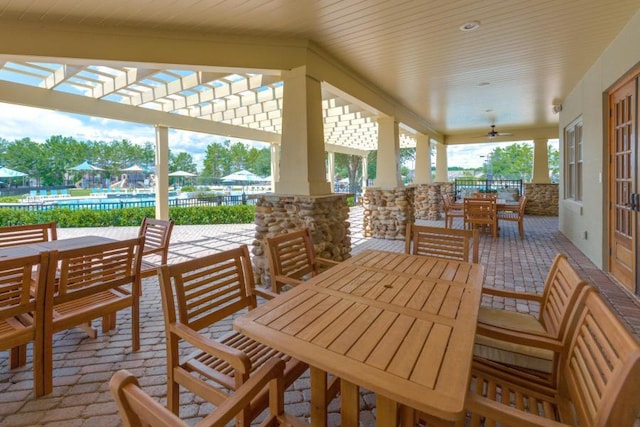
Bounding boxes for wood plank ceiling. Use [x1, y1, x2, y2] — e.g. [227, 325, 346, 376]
[0, 0, 639, 151]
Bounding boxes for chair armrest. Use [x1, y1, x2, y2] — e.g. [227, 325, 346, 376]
[482, 286, 544, 303]
[253, 286, 279, 300]
[170, 323, 251, 374]
[199, 358, 286, 426]
[465, 393, 570, 427]
[315, 257, 339, 268]
[274, 274, 303, 287]
[475, 323, 564, 352]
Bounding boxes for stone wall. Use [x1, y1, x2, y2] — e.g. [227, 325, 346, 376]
[524, 183, 559, 216]
[413, 184, 442, 220]
[252, 193, 351, 285]
[362, 187, 414, 240]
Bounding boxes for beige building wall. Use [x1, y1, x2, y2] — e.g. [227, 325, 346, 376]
[559, 8, 640, 269]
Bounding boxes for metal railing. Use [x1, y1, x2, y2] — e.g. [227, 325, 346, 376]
[454, 179, 523, 199]
[0, 195, 258, 211]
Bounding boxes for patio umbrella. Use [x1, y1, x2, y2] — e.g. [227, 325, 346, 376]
[0, 166, 28, 178]
[221, 169, 263, 183]
[168, 170, 197, 186]
[121, 164, 149, 188]
[0, 166, 28, 187]
[69, 161, 104, 187]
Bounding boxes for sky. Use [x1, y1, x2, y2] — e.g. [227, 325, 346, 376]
[0, 102, 556, 171]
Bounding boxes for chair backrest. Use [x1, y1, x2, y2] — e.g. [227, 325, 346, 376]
[110, 358, 289, 427]
[464, 198, 497, 224]
[265, 228, 316, 283]
[159, 245, 256, 332]
[0, 222, 57, 248]
[517, 195, 528, 215]
[0, 252, 49, 335]
[48, 237, 142, 304]
[138, 217, 174, 263]
[538, 253, 590, 339]
[441, 193, 452, 210]
[560, 291, 640, 427]
[405, 224, 479, 263]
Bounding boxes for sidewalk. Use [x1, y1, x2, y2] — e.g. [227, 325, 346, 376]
[1, 208, 639, 426]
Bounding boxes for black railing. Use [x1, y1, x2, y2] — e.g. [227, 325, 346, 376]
[454, 179, 523, 200]
[0, 195, 257, 211]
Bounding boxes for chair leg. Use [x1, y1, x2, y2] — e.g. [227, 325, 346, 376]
[10, 345, 27, 369]
[519, 220, 525, 239]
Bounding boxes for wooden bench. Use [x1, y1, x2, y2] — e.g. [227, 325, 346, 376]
[0, 222, 57, 248]
[464, 290, 640, 426]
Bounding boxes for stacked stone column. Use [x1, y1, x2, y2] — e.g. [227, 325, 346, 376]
[523, 183, 559, 215]
[362, 187, 414, 239]
[252, 194, 351, 285]
[413, 184, 443, 220]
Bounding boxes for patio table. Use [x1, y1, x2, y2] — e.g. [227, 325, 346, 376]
[234, 249, 484, 426]
[0, 235, 117, 259]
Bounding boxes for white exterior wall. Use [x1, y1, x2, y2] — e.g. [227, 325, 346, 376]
[559, 8, 640, 268]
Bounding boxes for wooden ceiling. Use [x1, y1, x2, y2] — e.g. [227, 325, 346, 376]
[0, 0, 638, 150]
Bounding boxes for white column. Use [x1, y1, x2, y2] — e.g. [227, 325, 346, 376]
[277, 66, 330, 195]
[328, 151, 335, 192]
[434, 142, 449, 182]
[270, 142, 280, 192]
[532, 139, 551, 183]
[374, 116, 402, 188]
[361, 154, 368, 191]
[154, 125, 170, 220]
[414, 133, 432, 185]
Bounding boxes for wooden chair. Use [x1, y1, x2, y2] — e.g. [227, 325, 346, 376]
[0, 222, 57, 248]
[497, 195, 528, 239]
[404, 223, 479, 263]
[464, 197, 498, 238]
[464, 290, 640, 427]
[158, 245, 308, 425]
[441, 193, 464, 228]
[42, 237, 143, 395]
[110, 358, 307, 427]
[138, 217, 174, 279]
[265, 228, 339, 293]
[474, 253, 591, 383]
[0, 252, 49, 397]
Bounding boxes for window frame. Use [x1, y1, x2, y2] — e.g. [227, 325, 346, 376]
[564, 117, 583, 201]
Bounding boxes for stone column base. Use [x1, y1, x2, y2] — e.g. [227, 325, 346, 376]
[362, 187, 414, 240]
[524, 183, 559, 215]
[414, 184, 443, 220]
[252, 193, 351, 285]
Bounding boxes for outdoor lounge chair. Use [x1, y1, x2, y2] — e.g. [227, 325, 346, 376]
[0, 252, 49, 397]
[158, 245, 308, 425]
[110, 358, 307, 427]
[404, 223, 479, 263]
[264, 228, 339, 293]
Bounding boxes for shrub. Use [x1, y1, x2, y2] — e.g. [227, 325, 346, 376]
[0, 205, 256, 227]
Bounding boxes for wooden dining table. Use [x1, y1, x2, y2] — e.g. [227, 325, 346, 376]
[0, 235, 117, 258]
[234, 249, 485, 426]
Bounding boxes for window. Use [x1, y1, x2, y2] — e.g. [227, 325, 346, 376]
[564, 118, 583, 201]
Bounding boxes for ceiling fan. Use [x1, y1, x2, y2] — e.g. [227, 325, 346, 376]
[482, 125, 513, 139]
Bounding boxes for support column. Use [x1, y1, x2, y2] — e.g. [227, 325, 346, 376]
[154, 125, 169, 220]
[270, 142, 280, 192]
[277, 66, 330, 195]
[374, 116, 402, 188]
[532, 139, 551, 183]
[361, 155, 368, 191]
[434, 142, 449, 182]
[413, 133, 432, 185]
[328, 151, 335, 192]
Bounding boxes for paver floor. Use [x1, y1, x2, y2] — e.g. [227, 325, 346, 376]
[1, 207, 639, 426]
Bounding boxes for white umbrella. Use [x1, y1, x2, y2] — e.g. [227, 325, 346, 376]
[168, 170, 197, 177]
[169, 170, 197, 187]
[121, 163, 148, 172]
[221, 169, 263, 183]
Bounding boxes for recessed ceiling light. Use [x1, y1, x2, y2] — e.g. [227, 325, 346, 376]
[478, 82, 490, 87]
[459, 21, 481, 32]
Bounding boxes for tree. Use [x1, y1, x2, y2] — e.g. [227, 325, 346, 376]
[548, 144, 560, 183]
[485, 143, 533, 182]
[169, 152, 197, 173]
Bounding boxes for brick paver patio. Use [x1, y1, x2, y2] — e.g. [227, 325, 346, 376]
[1, 207, 639, 426]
